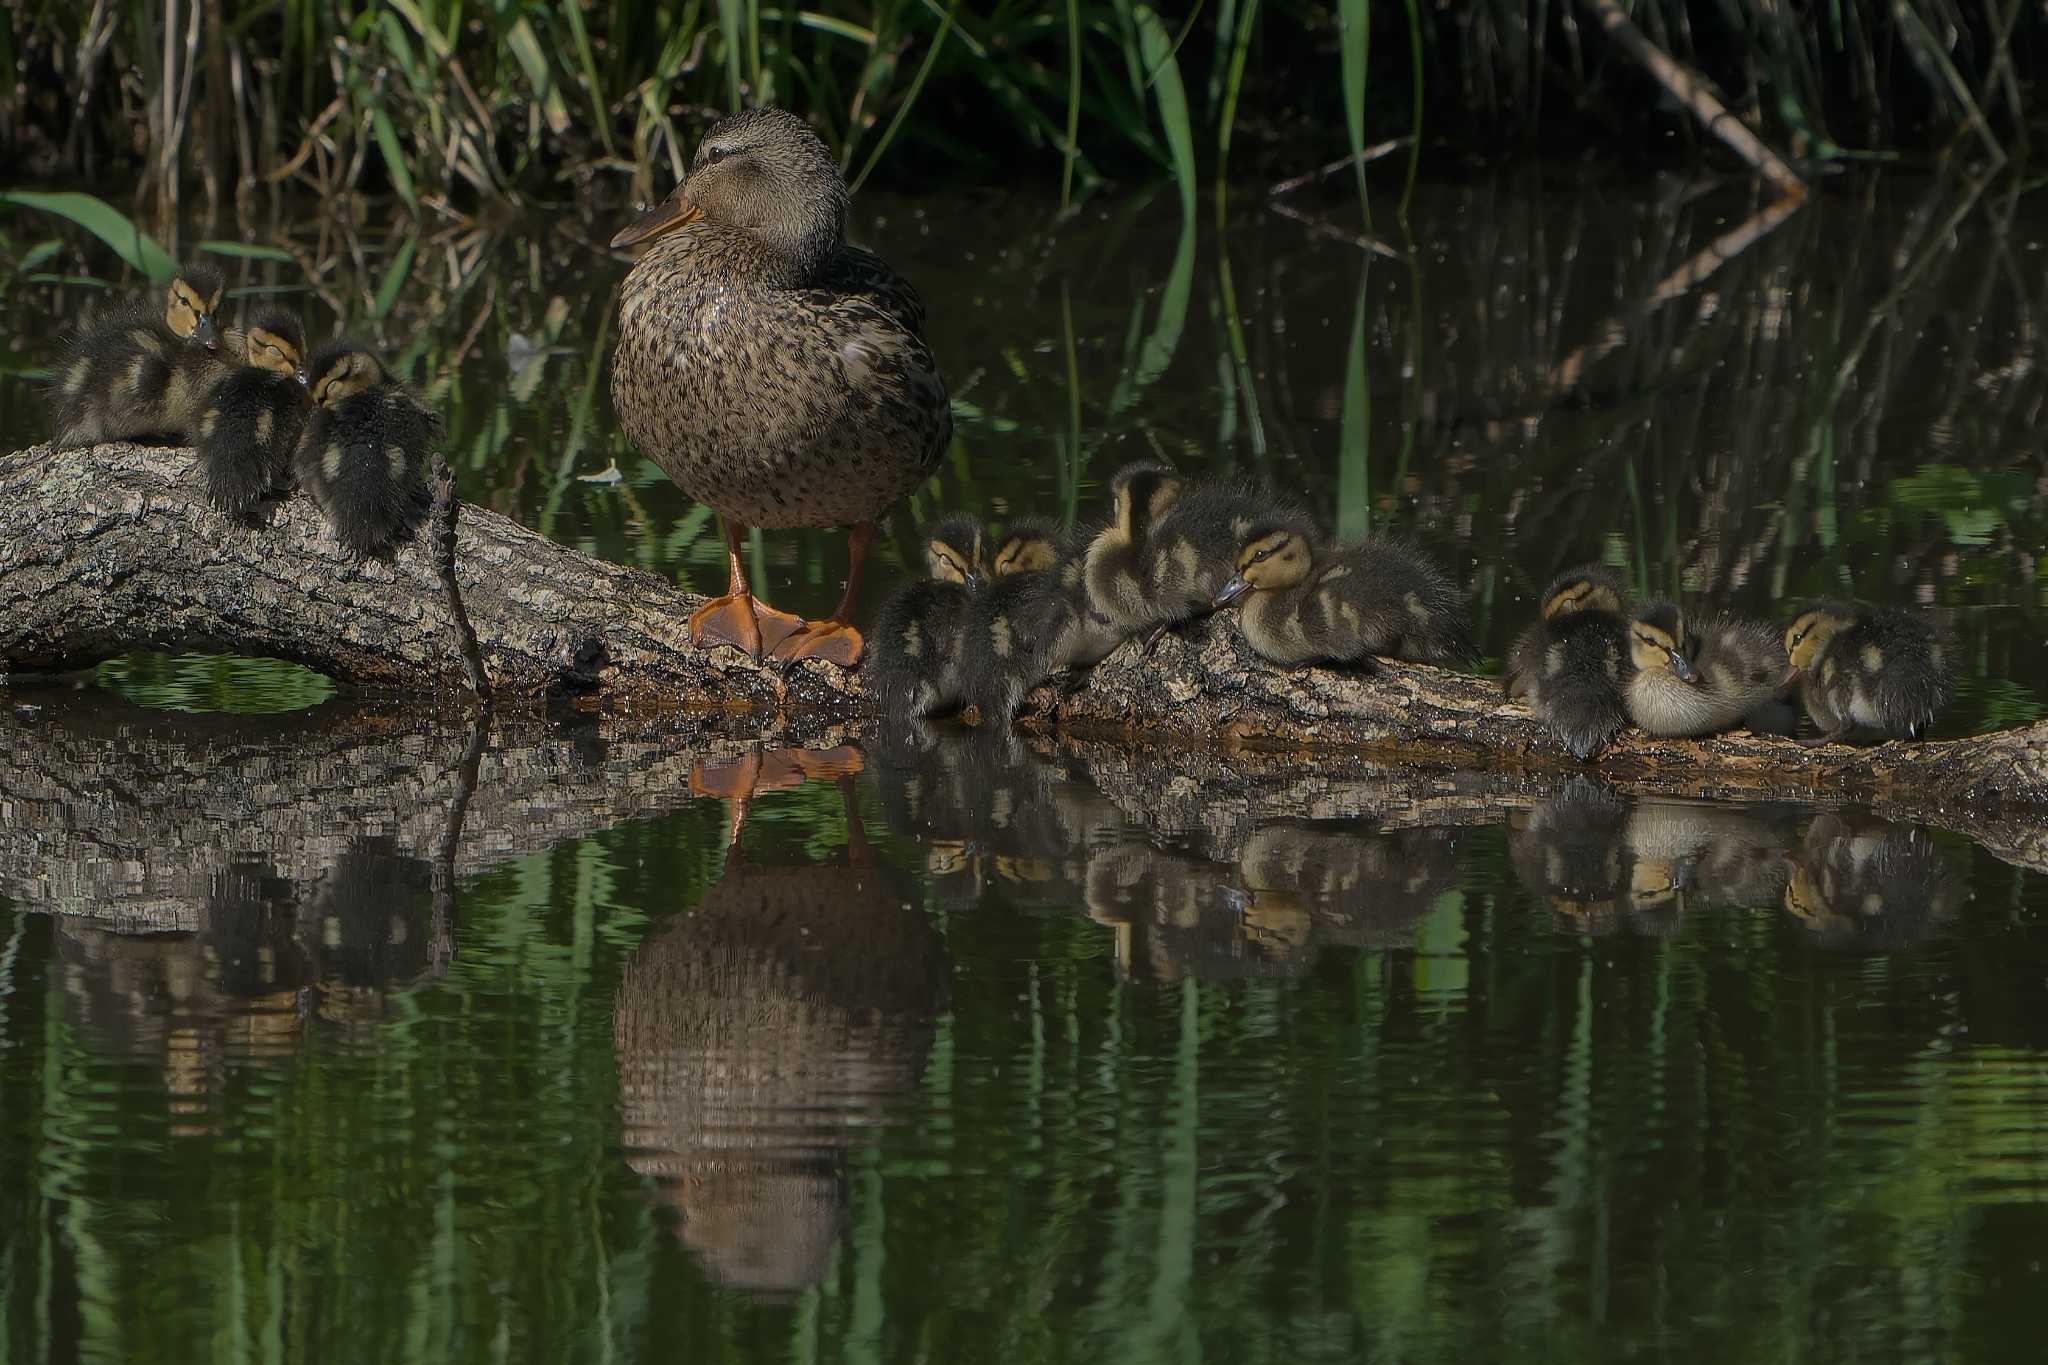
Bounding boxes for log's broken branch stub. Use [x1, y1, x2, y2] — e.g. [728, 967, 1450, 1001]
[3, 441, 2045, 813]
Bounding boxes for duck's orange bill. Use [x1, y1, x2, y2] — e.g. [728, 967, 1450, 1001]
[609, 194, 703, 248]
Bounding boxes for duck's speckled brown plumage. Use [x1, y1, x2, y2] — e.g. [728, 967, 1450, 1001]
[610, 108, 950, 532]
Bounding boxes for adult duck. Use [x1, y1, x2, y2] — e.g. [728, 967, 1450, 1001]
[610, 106, 952, 666]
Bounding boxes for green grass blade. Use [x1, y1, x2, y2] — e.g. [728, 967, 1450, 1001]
[716, 0, 745, 111]
[369, 108, 420, 213]
[1338, 0, 1371, 215]
[0, 191, 178, 281]
[196, 240, 297, 262]
[1337, 271, 1371, 538]
[850, 1, 959, 194]
[1061, 0, 1082, 209]
[1131, 5, 1195, 220]
[372, 234, 420, 321]
[506, 17, 572, 137]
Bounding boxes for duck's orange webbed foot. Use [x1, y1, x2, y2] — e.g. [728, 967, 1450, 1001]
[772, 620, 865, 667]
[689, 594, 805, 658]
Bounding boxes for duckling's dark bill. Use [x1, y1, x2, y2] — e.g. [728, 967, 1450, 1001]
[609, 196, 703, 248]
[1212, 576, 1253, 609]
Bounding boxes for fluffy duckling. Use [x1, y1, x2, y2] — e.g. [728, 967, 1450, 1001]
[197, 311, 309, 518]
[1213, 525, 1474, 669]
[1084, 462, 1184, 636]
[1505, 566, 1631, 761]
[291, 340, 443, 556]
[1092, 476, 1315, 646]
[868, 516, 988, 717]
[50, 265, 242, 449]
[1781, 603, 1953, 744]
[1624, 602, 1792, 737]
[959, 519, 1070, 724]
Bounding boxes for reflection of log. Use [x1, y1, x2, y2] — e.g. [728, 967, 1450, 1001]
[7, 443, 2047, 815]
[612, 791, 946, 1297]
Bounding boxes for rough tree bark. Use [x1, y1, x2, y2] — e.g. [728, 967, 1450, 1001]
[4, 441, 2046, 817]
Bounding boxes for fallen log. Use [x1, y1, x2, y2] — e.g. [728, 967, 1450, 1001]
[4, 441, 2045, 814]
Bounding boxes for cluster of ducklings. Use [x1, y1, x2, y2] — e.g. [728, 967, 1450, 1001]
[871, 462, 1476, 726]
[878, 466, 1954, 756]
[48, 264, 443, 556]
[1505, 564, 1955, 756]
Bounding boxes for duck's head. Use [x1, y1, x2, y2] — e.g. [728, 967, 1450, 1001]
[991, 522, 1060, 577]
[1213, 525, 1314, 608]
[306, 339, 387, 408]
[245, 312, 309, 386]
[923, 515, 987, 588]
[1628, 601, 1698, 684]
[1781, 605, 1853, 690]
[610, 107, 847, 279]
[1540, 567, 1625, 622]
[165, 264, 228, 350]
[1106, 462, 1183, 544]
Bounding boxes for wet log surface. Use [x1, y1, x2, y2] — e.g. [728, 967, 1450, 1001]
[4, 441, 2045, 819]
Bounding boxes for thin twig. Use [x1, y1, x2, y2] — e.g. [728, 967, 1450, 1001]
[428, 455, 490, 698]
[1268, 138, 1409, 199]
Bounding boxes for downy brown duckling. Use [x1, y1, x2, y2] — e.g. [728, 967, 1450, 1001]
[1624, 602, 1792, 737]
[960, 519, 1072, 725]
[1213, 526, 1474, 669]
[1084, 462, 1184, 637]
[868, 515, 988, 717]
[50, 265, 242, 449]
[1505, 566, 1631, 761]
[1781, 603, 1954, 744]
[292, 340, 443, 557]
[197, 311, 309, 519]
[1113, 477, 1316, 646]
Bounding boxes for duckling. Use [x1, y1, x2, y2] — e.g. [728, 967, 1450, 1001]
[196, 311, 309, 519]
[50, 265, 242, 449]
[1095, 476, 1314, 645]
[959, 519, 1072, 725]
[1781, 603, 1954, 744]
[1624, 601, 1791, 737]
[867, 515, 987, 717]
[1212, 525, 1474, 669]
[291, 340, 443, 557]
[1504, 566, 1631, 761]
[1084, 462, 1184, 635]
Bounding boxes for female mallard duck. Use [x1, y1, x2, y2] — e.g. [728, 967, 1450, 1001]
[610, 106, 951, 666]
[50, 265, 241, 449]
[292, 340, 443, 556]
[1212, 525, 1474, 668]
[197, 311, 309, 518]
[1505, 566, 1631, 761]
[1083, 463, 1184, 636]
[868, 515, 987, 717]
[1624, 601, 1793, 737]
[1781, 602, 1953, 743]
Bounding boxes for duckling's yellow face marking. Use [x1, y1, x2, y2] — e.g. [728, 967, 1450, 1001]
[993, 532, 1057, 576]
[1783, 609, 1849, 672]
[311, 351, 383, 407]
[1234, 530, 1313, 590]
[924, 533, 981, 585]
[1629, 618, 1697, 682]
[1543, 578, 1622, 621]
[245, 326, 303, 380]
[165, 277, 224, 348]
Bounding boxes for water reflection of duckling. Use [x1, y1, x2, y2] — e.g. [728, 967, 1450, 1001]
[1623, 800, 1794, 912]
[1781, 811, 1967, 948]
[869, 515, 987, 717]
[1505, 566, 1631, 761]
[1782, 603, 1954, 744]
[292, 339, 443, 556]
[1084, 462, 1184, 637]
[612, 778, 946, 1297]
[1625, 602, 1793, 737]
[1508, 778, 1633, 933]
[50, 265, 242, 449]
[1237, 822, 1464, 948]
[308, 836, 440, 1028]
[1085, 840, 1306, 982]
[1212, 524, 1474, 669]
[198, 311, 310, 519]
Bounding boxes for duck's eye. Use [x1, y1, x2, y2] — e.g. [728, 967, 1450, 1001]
[702, 143, 733, 165]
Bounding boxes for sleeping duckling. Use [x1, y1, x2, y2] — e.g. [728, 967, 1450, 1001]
[50, 265, 242, 449]
[1624, 602, 1792, 737]
[291, 340, 443, 557]
[1084, 462, 1184, 636]
[197, 311, 309, 519]
[1212, 525, 1474, 668]
[1781, 602, 1953, 744]
[869, 516, 988, 717]
[1505, 566, 1631, 761]
[1105, 477, 1316, 646]
[960, 519, 1070, 724]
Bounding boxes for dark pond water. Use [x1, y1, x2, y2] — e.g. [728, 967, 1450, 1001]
[3, 169, 2048, 1361]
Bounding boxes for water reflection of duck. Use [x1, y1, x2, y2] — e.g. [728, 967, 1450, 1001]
[609, 106, 951, 665]
[1235, 822, 1464, 948]
[1508, 778, 1634, 933]
[1085, 839, 1307, 982]
[612, 778, 947, 1297]
[307, 836, 441, 1028]
[1781, 811, 1967, 948]
[1622, 800, 1798, 913]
